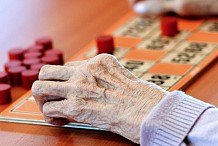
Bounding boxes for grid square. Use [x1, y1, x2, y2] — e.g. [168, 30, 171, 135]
[188, 32, 218, 43]
[175, 42, 216, 55]
[123, 49, 166, 61]
[120, 59, 154, 77]
[115, 36, 142, 48]
[178, 19, 203, 31]
[148, 63, 193, 75]
[141, 73, 181, 87]
[114, 17, 158, 37]
[161, 52, 207, 65]
[199, 21, 218, 32]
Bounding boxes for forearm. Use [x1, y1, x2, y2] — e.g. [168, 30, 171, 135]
[140, 91, 217, 146]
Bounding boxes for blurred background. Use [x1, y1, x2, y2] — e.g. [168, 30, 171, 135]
[0, 0, 129, 69]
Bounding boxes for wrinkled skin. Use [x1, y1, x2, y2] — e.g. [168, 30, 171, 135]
[32, 54, 168, 143]
[129, 0, 218, 16]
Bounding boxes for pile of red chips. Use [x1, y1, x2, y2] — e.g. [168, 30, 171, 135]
[0, 37, 64, 104]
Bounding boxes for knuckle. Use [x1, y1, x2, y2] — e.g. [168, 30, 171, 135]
[39, 65, 52, 79]
[94, 54, 116, 62]
[67, 98, 85, 116]
[84, 63, 99, 73]
[40, 64, 52, 72]
[44, 116, 53, 124]
[31, 81, 41, 97]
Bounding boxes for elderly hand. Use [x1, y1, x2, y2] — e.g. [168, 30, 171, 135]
[32, 54, 168, 143]
[129, 0, 218, 16]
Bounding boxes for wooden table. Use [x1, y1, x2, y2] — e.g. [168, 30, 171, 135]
[0, 1, 217, 146]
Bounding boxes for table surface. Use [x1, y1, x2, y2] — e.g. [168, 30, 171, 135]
[0, 1, 217, 146]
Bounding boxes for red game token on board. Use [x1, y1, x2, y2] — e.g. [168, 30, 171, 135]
[44, 49, 64, 65]
[8, 66, 26, 86]
[4, 60, 22, 72]
[30, 63, 46, 71]
[96, 35, 115, 54]
[161, 17, 179, 37]
[35, 37, 53, 50]
[24, 52, 42, 59]
[23, 58, 41, 69]
[8, 48, 26, 61]
[27, 45, 45, 53]
[0, 84, 12, 104]
[22, 70, 39, 89]
[41, 56, 60, 65]
[0, 72, 9, 84]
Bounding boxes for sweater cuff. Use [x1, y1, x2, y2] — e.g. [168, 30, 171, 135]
[140, 91, 215, 146]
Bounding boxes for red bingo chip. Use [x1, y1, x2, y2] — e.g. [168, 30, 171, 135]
[0, 84, 12, 104]
[22, 70, 39, 89]
[24, 52, 42, 59]
[161, 17, 179, 37]
[41, 56, 60, 65]
[8, 48, 26, 61]
[27, 45, 45, 53]
[30, 63, 46, 71]
[23, 58, 41, 69]
[45, 49, 64, 65]
[35, 37, 53, 50]
[4, 60, 22, 72]
[0, 72, 9, 84]
[8, 66, 26, 86]
[96, 35, 115, 54]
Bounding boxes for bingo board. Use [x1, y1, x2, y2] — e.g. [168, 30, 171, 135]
[0, 11, 218, 130]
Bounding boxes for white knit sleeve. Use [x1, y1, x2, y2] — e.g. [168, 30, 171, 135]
[140, 91, 215, 146]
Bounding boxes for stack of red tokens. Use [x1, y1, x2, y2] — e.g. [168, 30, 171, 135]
[0, 36, 65, 105]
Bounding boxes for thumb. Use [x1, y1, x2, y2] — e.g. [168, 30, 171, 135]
[132, 0, 175, 16]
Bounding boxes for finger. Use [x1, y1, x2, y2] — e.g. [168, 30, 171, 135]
[133, 0, 175, 16]
[64, 60, 88, 67]
[32, 80, 69, 111]
[43, 100, 69, 126]
[43, 98, 85, 121]
[32, 80, 69, 98]
[43, 98, 107, 125]
[39, 65, 71, 81]
[44, 116, 70, 126]
[89, 54, 120, 68]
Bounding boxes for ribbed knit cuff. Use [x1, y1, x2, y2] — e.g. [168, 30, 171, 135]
[140, 91, 215, 146]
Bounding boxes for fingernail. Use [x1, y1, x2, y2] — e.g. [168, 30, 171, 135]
[133, 3, 147, 14]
